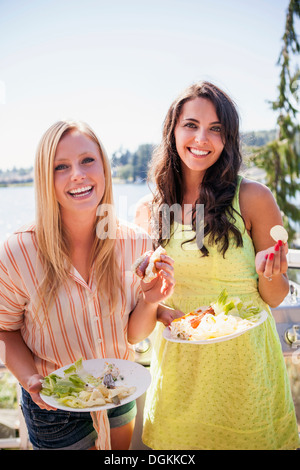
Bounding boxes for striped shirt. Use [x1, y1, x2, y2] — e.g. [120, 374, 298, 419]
[0, 219, 152, 449]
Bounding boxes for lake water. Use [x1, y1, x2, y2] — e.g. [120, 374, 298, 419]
[0, 184, 151, 244]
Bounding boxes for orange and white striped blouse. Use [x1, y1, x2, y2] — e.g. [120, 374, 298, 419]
[0, 219, 152, 449]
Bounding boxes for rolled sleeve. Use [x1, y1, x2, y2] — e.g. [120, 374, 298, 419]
[0, 256, 26, 331]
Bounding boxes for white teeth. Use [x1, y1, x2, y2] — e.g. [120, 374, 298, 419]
[69, 186, 93, 195]
[189, 148, 210, 156]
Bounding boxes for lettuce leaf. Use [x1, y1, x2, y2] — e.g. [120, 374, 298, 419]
[211, 289, 262, 321]
[41, 358, 100, 398]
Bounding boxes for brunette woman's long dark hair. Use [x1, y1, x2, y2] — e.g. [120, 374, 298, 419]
[148, 81, 244, 257]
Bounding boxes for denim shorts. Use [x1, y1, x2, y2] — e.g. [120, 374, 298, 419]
[21, 388, 136, 450]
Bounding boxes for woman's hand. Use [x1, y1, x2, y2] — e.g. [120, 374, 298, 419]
[128, 254, 175, 344]
[140, 254, 175, 304]
[157, 304, 184, 326]
[26, 374, 57, 411]
[255, 240, 288, 281]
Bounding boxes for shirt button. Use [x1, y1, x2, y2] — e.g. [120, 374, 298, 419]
[93, 316, 99, 322]
[97, 338, 102, 343]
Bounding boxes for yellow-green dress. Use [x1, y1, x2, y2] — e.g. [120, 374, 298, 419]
[142, 177, 299, 450]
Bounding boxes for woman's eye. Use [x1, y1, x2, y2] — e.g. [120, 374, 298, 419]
[54, 164, 68, 171]
[184, 122, 197, 128]
[82, 157, 95, 164]
[211, 126, 222, 132]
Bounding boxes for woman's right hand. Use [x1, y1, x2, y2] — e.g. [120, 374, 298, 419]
[26, 374, 57, 410]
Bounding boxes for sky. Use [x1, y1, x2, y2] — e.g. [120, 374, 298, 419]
[0, 0, 295, 170]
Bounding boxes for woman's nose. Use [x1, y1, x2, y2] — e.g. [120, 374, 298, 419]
[195, 128, 208, 144]
[70, 164, 86, 181]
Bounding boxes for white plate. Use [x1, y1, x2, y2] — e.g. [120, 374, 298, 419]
[40, 358, 151, 412]
[163, 310, 268, 345]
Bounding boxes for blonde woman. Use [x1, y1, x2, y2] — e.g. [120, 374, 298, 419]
[0, 120, 174, 450]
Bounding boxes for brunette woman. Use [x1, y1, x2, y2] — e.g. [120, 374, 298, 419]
[135, 82, 299, 450]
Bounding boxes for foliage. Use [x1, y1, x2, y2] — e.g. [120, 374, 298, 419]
[241, 130, 276, 147]
[0, 372, 18, 409]
[250, 0, 300, 243]
[111, 144, 154, 182]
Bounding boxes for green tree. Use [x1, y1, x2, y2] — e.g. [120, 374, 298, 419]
[132, 144, 154, 182]
[251, 0, 300, 243]
[242, 130, 276, 147]
[110, 144, 154, 181]
[111, 148, 132, 168]
[117, 163, 134, 181]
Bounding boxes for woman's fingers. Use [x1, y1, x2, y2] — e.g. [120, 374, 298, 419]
[155, 261, 174, 276]
[156, 254, 174, 270]
[27, 374, 57, 410]
[280, 242, 288, 272]
[262, 240, 288, 279]
[160, 254, 174, 265]
[263, 252, 274, 278]
[31, 391, 57, 411]
[156, 254, 175, 289]
[273, 243, 281, 275]
[159, 270, 175, 295]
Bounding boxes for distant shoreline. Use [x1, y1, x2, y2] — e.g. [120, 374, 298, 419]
[0, 182, 34, 188]
[0, 179, 147, 188]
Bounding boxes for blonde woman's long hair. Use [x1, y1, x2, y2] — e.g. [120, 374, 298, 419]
[34, 120, 121, 315]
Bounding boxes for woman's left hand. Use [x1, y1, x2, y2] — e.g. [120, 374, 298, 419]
[255, 240, 288, 281]
[157, 304, 184, 326]
[141, 254, 175, 304]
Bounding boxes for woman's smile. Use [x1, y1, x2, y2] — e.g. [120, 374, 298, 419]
[188, 147, 211, 158]
[67, 185, 94, 199]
